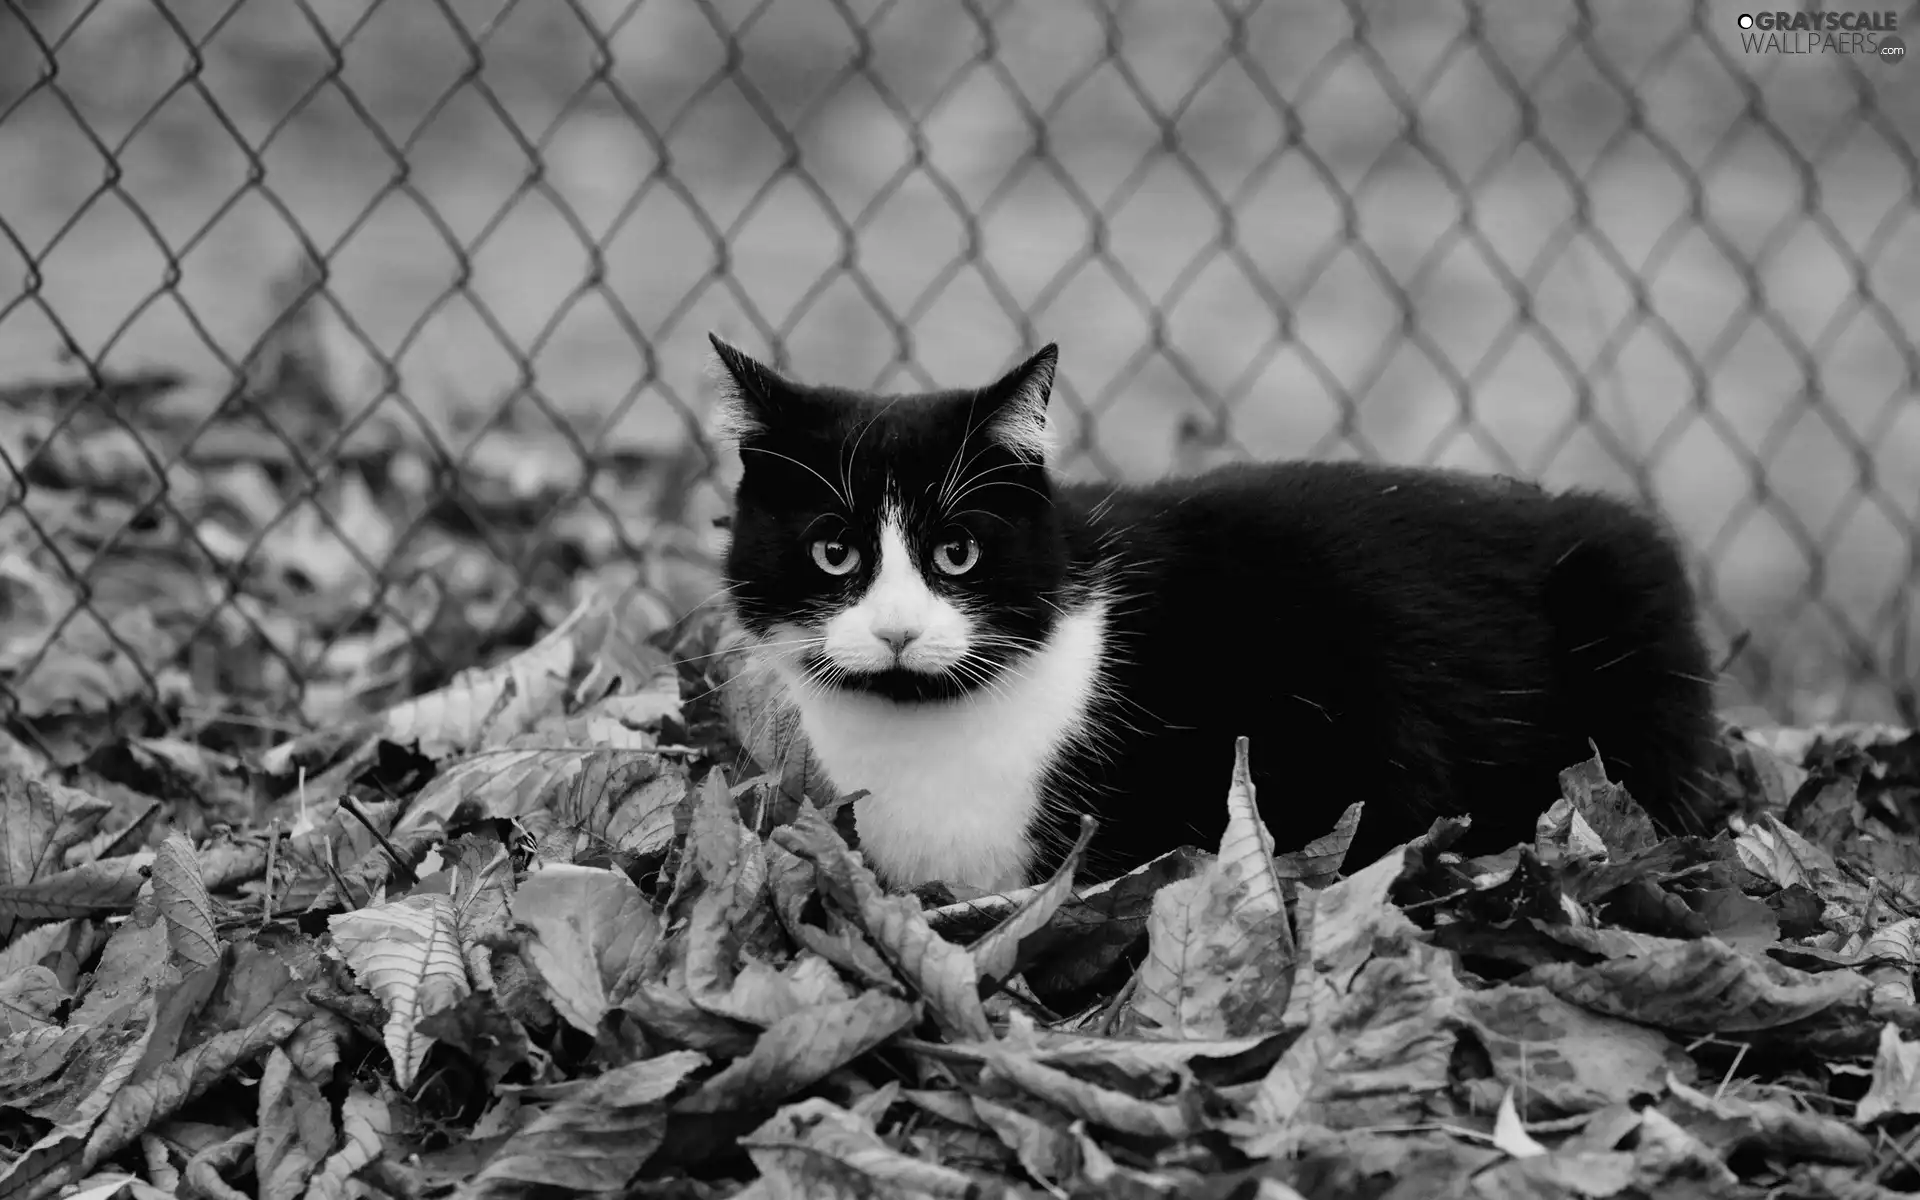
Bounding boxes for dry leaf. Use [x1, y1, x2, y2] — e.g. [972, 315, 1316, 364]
[1734, 815, 1865, 911]
[1453, 984, 1696, 1119]
[674, 991, 919, 1113]
[742, 1097, 979, 1199]
[1522, 934, 1871, 1037]
[968, 815, 1096, 988]
[328, 893, 472, 1088]
[1131, 739, 1297, 1039]
[982, 1050, 1198, 1139]
[0, 766, 111, 939]
[0, 854, 156, 923]
[151, 834, 218, 973]
[457, 1049, 707, 1198]
[773, 805, 992, 1042]
[512, 863, 662, 1034]
[255, 1047, 333, 1200]
[1662, 1071, 1870, 1165]
[80, 1007, 306, 1178]
[1847, 1023, 1920, 1124]
[378, 589, 594, 759]
[1556, 745, 1661, 855]
[1249, 950, 1460, 1131]
[304, 1085, 394, 1200]
[1492, 1087, 1547, 1158]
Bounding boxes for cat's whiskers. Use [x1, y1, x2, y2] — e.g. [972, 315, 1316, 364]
[678, 583, 735, 614]
[656, 579, 752, 645]
[1084, 487, 1122, 525]
[954, 635, 1040, 670]
[790, 660, 841, 700]
[943, 433, 1022, 503]
[945, 457, 1041, 501]
[947, 507, 1014, 529]
[936, 391, 1011, 511]
[842, 395, 911, 510]
[963, 665, 1020, 700]
[740, 445, 853, 511]
[948, 650, 1013, 693]
[697, 634, 814, 750]
[675, 630, 832, 710]
[1026, 593, 1070, 620]
[945, 473, 1053, 511]
[734, 681, 791, 764]
[727, 633, 831, 662]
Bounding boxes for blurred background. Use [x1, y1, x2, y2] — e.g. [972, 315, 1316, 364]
[0, 0, 1916, 756]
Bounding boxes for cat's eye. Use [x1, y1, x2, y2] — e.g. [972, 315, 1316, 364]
[933, 536, 980, 576]
[810, 539, 860, 576]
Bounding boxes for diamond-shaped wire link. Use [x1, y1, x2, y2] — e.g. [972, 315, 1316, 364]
[1, 0, 1916, 741]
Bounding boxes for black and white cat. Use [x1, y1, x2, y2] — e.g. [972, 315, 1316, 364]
[712, 335, 1720, 892]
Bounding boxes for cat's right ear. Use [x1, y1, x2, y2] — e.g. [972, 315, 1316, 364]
[708, 334, 789, 440]
[979, 343, 1058, 463]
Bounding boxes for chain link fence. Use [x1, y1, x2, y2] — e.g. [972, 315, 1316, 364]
[1, 0, 1917, 759]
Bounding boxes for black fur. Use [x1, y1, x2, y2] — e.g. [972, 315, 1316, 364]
[716, 335, 1720, 880]
[1051, 461, 1719, 874]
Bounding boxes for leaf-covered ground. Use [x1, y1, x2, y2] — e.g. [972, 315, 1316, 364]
[8, 373, 1920, 1200]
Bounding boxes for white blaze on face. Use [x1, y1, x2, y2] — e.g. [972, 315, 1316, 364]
[756, 501, 1110, 894]
[822, 509, 972, 674]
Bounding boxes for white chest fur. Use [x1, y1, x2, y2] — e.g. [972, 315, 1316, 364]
[780, 603, 1108, 893]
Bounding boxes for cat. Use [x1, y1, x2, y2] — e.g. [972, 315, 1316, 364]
[711, 334, 1721, 892]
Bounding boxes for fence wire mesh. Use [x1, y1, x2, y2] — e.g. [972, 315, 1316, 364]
[1, 0, 1916, 757]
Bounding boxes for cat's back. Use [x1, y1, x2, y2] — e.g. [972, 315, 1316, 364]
[1043, 457, 1716, 871]
[1054, 457, 1584, 721]
[1057, 458, 1574, 597]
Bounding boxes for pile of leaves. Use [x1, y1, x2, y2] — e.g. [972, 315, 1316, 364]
[0, 267, 718, 770]
[7, 580, 1920, 1200]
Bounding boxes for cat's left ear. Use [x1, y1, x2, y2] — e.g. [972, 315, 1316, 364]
[981, 343, 1058, 463]
[707, 333, 792, 440]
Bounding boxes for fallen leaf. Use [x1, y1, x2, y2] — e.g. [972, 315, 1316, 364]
[1660, 1073, 1869, 1167]
[1467, 1147, 1639, 1197]
[457, 1049, 707, 1197]
[773, 804, 992, 1042]
[511, 862, 661, 1034]
[681, 767, 787, 1026]
[970, 1095, 1078, 1188]
[1628, 1104, 1740, 1188]
[1734, 815, 1864, 912]
[968, 815, 1096, 989]
[1683, 887, 1780, 952]
[255, 1047, 333, 1200]
[1557, 746, 1661, 854]
[1453, 984, 1696, 1120]
[80, 1007, 306, 1179]
[0, 766, 112, 939]
[1130, 738, 1297, 1039]
[151, 834, 219, 973]
[1492, 1087, 1547, 1158]
[1278, 801, 1363, 888]
[328, 893, 472, 1088]
[1521, 933, 1871, 1038]
[765, 840, 896, 990]
[674, 990, 918, 1113]
[1245, 938, 1460, 1130]
[305, 1085, 394, 1200]
[979, 1050, 1199, 1139]
[0, 854, 157, 923]
[1854, 1023, 1920, 1123]
[741, 1097, 979, 1198]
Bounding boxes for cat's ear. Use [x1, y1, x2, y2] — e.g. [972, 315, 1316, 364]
[981, 343, 1058, 463]
[707, 334, 791, 440]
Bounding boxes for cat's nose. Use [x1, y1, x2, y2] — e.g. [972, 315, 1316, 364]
[873, 627, 920, 655]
